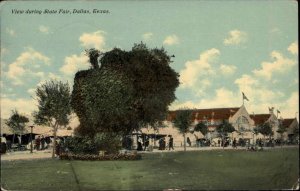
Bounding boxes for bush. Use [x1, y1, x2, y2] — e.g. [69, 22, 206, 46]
[63, 132, 122, 155]
[59, 153, 142, 161]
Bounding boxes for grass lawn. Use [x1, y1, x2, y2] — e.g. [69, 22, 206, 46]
[1, 147, 299, 190]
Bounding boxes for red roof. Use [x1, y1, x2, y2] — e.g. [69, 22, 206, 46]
[281, 118, 295, 128]
[167, 107, 240, 121]
[249, 114, 271, 125]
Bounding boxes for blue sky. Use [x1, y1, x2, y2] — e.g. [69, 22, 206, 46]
[0, 0, 298, 121]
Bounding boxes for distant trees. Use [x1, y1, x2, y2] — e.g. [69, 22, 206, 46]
[257, 122, 273, 139]
[194, 122, 208, 137]
[217, 120, 235, 138]
[33, 80, 71, 158]
[292, 126, 299, 143]
[71, 42, 179, 137]
[276, 121, 287, 145]
[6, 110, 29, 145]
[173, 109, 193, 151]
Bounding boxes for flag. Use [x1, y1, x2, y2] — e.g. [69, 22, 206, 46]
[242, 92, 249, 101]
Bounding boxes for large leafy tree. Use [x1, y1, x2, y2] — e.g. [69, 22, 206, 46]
[194, 122, 208, 136]
[173, 109, 193, 151]
[33, 80, 71, 158]
[6, 110, 29, 144]
[71, 43, 179, 137]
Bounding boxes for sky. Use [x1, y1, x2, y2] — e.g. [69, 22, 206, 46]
[0, 0, 299, 122]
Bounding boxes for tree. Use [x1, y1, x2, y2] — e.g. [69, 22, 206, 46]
[292, 126, 299, 143]
[6, 110, 29, 145]
[253, 126, 260, 145]
[257, 122, 273, 139]
[217, 120, 235, 148]
[71, 42, 179, 137]
[276, 121, 287, 146]
[194, 122, 208, 136]
[173, 109, 193, 151]
[217, 120, 235, 136]
[33, 80, 71, 158]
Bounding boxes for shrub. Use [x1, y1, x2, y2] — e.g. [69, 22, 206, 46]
[63, 132, 122, 155]
[59, 153, 142, 161]
[94, 132, 122, 154]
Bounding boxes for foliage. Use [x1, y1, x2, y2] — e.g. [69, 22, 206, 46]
[173, 109, 193, 134]
[276, 122, 287, 138]
[59, 153, 142, 161]
[194, 122, 208, 135]
[64, 133, 122, 155]
[257, 122, 273, 137]
[217, 120, 235, 137]
[253, 126, 260, 135]
[71, 42, 179, 136]
[173, 109, 193, 151]
[6, 110, 29, 135]
[33, 80, 71, 127]
[292, 126, 299, 141]
[33, 80, 71, 158]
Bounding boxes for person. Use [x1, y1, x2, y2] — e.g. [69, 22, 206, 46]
[159, 138, 163, 150]
[41, 135, 45, 150]
[162, 137, 166, 150]
[168, 135, 174, 150]
[233, 138, 237, 149]
[187, 137, 191, 147]
[137, 140, 143, 151]
[6, 139, 12, 152]
[143, 136, 149, 151]
[35, 136, 41, 151]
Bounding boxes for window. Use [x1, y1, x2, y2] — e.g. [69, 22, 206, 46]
[236, 116, 250, 131]
[237, 116, 249, 124]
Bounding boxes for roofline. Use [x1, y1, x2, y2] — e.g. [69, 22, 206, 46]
[168, 106, 240, 112]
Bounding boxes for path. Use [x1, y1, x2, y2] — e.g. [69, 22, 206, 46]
[1, 145, 298, 161]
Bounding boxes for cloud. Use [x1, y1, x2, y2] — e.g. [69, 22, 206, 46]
[288, 41, 298, 55]
[79, 31, 106, 50]
[6, 28, 16, 36]
[60, 53, 89, 76]
[224, 30, 247, 45]
[170, 88, 237, 110]
[1, 98, 37, 119]
[253, 51, 296, 80]
[5, 48, 51, 85]
[39, 25, 50, 34]
[142, 32, 153, 41]
[163, 35, 179, 45]
[180, 48, 220, 88]
[220, 64, 237, 75]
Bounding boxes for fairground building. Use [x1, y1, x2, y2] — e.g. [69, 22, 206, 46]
[134, 105, 299, 149]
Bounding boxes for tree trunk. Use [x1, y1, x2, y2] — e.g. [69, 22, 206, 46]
[12, 134, 15, 145]
[52, 123, 58, 159]
[183, 133, 186, 152]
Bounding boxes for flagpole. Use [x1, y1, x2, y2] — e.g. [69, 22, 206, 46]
[242, 95, 244, 106]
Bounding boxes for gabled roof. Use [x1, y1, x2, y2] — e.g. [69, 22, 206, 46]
[249, 114, 271, 125]
[282, 118, 296, 128]
[167, 107, 240, 121]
